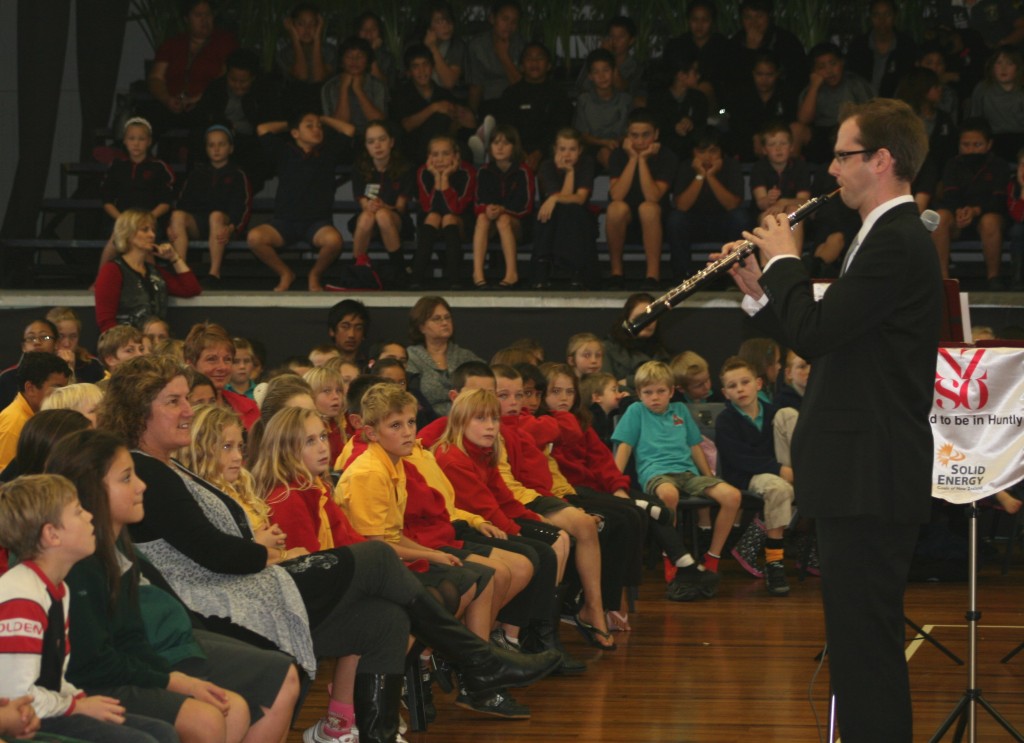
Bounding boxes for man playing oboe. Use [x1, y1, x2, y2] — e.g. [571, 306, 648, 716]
[719, 98, 943, 742]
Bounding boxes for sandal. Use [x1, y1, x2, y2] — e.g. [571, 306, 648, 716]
[473, 279, 489, 289]
[572, 614, 616, 650]
[606, 610, 631, 632]
[497, 279, 518, 289]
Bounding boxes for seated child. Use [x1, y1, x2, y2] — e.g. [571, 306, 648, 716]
[51, 432, 302, 743]
[391, 43, 475, 163]
[411, 136, 476, 289]
[169, 125, 253, 283]
[97, 118, 175, 271]
[574, 16, 644, 104]
[303, 365, 347, 466]
[465, 1, 525, 116]
[142, 317, 171, 349]
[581, 371, 625, 450]
[354, 12, 398, 87]
[277, 2, 337, 114]
[667, 129, 746, 282]
[498, 43, 573, 171]
[773, 349, 809, 469]
[715, 357, 796, 596]
[248, 112, 355, 292]
[647, 52, 708, 160]
[321, 36, 389, 132]
[225, 337, 258, 399]
[932, 118, 1010, 287]
[795, 43, 875, 163]
[566, 333, 605, 378]
[573, 49, 633, 170]
[97, 325, 146, 376]
[737, 337, 782, 402]
[472, 124, 534, 288]
[541, 364, 715, 604]
[606, 108, 679, 286]
[350, 120, 415, 286]
[0, 474, 179, 743]
[969, 47, 1024, 161]
[530, 128, 599, 289]
[670, 350, 718, 404]
[612, 360, 741, 574]
[184, 369, 217, 407]
[750, 122, 812, 246]
[722, 53, 799, 163]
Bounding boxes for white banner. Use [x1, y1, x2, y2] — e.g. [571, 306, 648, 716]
[931, 347, 1024, 504]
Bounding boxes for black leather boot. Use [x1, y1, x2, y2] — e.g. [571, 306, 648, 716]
[410, 225, 438, 288]
[524, 586, 587, 675]
[442, 225, 465, 289]
[405, 594, 561, 696]
[354, 673, 402, 743]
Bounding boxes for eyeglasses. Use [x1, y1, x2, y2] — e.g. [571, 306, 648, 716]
[23, 334, 54, 343]
[832, 149, 878, 164]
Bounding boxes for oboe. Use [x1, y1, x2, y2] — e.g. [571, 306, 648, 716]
[623, 188, 841, 337]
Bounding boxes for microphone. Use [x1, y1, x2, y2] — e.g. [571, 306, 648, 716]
[921, 209, 940, 233]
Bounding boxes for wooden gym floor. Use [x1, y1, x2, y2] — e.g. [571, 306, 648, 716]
[289, 555, 1024, 743]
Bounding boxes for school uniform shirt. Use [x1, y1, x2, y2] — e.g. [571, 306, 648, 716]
[722, 84, 799, 162]
[175, 161, 253, 233]
[260, 130, 349, 222]
[336, 441, 408, 543]
[608, 146, 680, 209]
[400, 459, 463, 549]
[406, 443, 489, 531]
[499, 413, 559, 501]
[465, 31, 526, 101]
[750, 158, 812, 200]
[433, 440, 543, 535]
[969, 82, 1024, 134]
[1009, 181, 1024, 224]
[611, 400, 703, 489]
[537, 155, 596, 199]
[0, 394, 35, 471]
[798, 73, 876, 128]
[673, 157, 745, 215]
[474, 162, 534, 218]
[547, 411, 631, 493]
[221, 389, 260, 431]
[351, 161, 415, 207]
[714, 401, 783, 491]
[937, 152, 1010, 213]
[0, 562, 82, 718]
[647, 86, 709, 158]
[390, 80, 460, 160]
[320, 74, 389, 132]
[497, 79, 573, 154]
[416, 162, 476, 216]
[573, 90, 633, 142]
[268, 480, 365, 555]
[100, 158, 175, 212]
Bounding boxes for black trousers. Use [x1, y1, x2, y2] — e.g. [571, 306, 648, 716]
[454, 520, 558, 627]
[566, 487, 646, 611]
[816, 515, 920, 743]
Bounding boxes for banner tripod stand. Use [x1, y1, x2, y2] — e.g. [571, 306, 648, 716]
[928, 504, 1024, 743]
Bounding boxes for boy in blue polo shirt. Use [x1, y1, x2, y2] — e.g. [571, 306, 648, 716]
[612, 360, 740, 578]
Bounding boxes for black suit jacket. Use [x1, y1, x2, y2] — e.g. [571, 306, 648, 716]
[756, 201, 942, 523]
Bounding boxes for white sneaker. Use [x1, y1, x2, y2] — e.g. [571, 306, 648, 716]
[303, 716, 357, 743]
[468, 135, 486, 165]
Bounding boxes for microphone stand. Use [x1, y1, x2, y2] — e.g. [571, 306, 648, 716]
[929, 504, 1024, 742]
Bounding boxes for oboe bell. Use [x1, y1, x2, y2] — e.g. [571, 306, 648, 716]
[622, 188, 841, 337]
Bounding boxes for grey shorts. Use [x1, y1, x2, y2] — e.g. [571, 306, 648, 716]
[645, 471, 724, 499]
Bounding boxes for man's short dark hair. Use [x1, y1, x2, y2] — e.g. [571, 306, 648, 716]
[347, 374, 385, 414]
[328, 299, 370, 333]
[452, 361, 495, 391]
[839, 98, 928, 183]
[226, 49, 261, 75]
[17, 352, 70, 393]
[607, 15, 637, 38]
[339, 36, 375, 66]
[627, 107, 659, 129]
[404, 43, 433, 70]
[586, 48, 616, 73]
[809, 42, 843, 63]
[959, 116, 993, 141]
